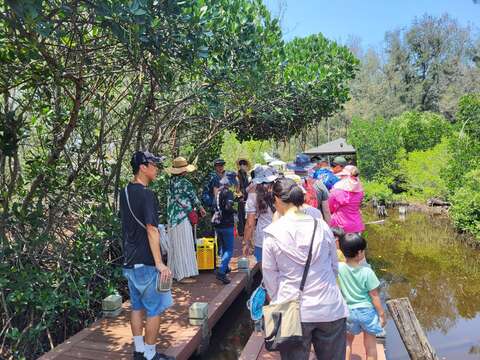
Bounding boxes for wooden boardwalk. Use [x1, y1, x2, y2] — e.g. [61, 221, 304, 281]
[240, 330, 386, 360]
[39, 239, 386, 360]
[39, 243, 259, 360]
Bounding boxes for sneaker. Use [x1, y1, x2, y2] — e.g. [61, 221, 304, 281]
[133, 351, 145, 360]
[216, 272, 231, 284]
[151, 353, 175, 360]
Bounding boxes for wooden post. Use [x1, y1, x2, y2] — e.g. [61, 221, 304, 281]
[386, 298, 439, 360]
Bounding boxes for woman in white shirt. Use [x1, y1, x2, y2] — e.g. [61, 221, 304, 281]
[243, 165, 279, 262]
[263, 177, 348, 360]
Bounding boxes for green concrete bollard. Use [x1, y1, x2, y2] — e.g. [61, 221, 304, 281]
[102, 294, 123, 318]
[189, 302, 209, 326]
[238, 257, 250, 273]
[103, 307, 123, 318]
[102, 294, 122, 311]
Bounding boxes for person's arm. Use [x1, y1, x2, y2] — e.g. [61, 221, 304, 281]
[369, 288, 386, 327]
[325, 226, 339, 276]
[244, 213, 256, 255]
[328, 192, 339, 214]
[328, 190, 347, 214]
[185, 179, 206, 216]
[321, 200, 331, 223]
[262, 234, 280, 301]
[366, 268, 384, 326]
[143, 191, 171, 281]
[243, 193, 257, 255]
[146, 225, 171, 281]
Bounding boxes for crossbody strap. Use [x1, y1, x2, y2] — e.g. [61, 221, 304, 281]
[215, 189, 221, 211]
[299, 218, 318, 292]
[124, 186, 146, 230]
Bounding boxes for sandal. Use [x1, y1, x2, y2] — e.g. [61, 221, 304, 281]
[178, 277, 197, 284]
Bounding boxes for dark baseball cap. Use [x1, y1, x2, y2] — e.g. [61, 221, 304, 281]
[213, 158, 226, 166]
[131, 151, 165, 169]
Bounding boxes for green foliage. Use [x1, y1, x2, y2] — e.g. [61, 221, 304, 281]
[442, 132, 480, 193]
[362, 180, 393, 203]
[457, 94, 480, 139]
[0, 2, 358, 357]
[348, 117, 402, 180]
[282, 34, 359, 130]
[220, 131, 270, 170]
[450, 169, 480, 242]
[392, 111, 452, 152]
[397, 139, 450, 201]
[2, 203, 123, 358]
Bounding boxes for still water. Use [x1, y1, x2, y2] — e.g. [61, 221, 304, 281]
[195, 209, 480, 359]
[364, 209, 480, 359]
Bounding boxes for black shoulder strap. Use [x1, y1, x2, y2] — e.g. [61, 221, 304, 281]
[299, 218, 318, 292]
[124, 186, 146, 230]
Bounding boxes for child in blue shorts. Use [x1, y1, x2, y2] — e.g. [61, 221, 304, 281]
[337, 233, 385, 360]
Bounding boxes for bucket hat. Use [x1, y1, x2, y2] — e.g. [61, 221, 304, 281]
[166, 156, 196, 174]
[252, 165, 279, 184]
[287, 154, 313, 173]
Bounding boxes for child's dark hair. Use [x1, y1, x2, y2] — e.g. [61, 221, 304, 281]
[340, 233, 367, 258]
[331, 227, 345, 241]
[272, 177, 304, 207]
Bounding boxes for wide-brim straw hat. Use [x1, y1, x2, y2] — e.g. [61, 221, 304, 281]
[236, 157, 251, 170]
[166, 156, 196, 174]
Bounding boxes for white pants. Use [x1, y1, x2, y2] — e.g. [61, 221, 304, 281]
[168, 219, 199, 281]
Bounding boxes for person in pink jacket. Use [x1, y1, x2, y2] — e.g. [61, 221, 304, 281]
[328, 165, 365, 233]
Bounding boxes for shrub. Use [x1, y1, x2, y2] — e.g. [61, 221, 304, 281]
[348, 117, 403, 180]
[397, 138, 450, 201]
[442, 132, 480, 193]
[457, 94, 480, 139]
[363, 180, 393, 203]
[450, 169, 480, 242]
[392, 111, 452, 152]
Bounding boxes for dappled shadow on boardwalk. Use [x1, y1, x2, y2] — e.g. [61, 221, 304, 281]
[239, 330, 385, 360]
[39, 242, 257, 360]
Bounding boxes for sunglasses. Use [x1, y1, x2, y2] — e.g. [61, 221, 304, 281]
[143, 162, 161, 169]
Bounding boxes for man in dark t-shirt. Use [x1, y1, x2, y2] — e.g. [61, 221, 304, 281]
[120, 151, 174, 360]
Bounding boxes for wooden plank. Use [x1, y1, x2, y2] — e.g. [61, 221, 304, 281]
[38, 322, 104, 360]
[239, 331, 263, 360]
[39, 244, 258, 360]
[387, 297, 439, 360]
[57, 347, 130, 360]
[74, 340, 132, 353]
[240, 329, 386, 360]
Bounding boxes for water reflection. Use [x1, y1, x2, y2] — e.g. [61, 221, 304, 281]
[364, 209, 480, 359]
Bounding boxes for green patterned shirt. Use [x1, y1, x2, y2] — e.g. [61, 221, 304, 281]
[167, 176, 202, 227]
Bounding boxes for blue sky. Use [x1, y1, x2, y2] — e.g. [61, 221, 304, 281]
[264, 0, 480, 47]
